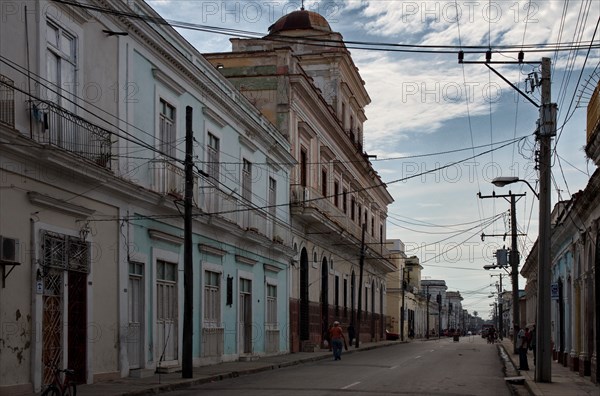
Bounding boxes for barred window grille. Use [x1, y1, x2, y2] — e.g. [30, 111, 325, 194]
[42, 231, 89, 273]
[0, 74, 15, 127]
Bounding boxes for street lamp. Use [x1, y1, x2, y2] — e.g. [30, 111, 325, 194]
[492, 173, 552, 382]
[487, 178, 527, 355]
[491, 177, 539, 198]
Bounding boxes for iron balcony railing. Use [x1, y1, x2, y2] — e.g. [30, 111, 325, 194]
[0, 74, 15, 128]
[151, 158, 198, 201]
[31, 100, 112, 168]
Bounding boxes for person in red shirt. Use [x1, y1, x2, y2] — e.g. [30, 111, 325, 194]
[329, 321, 347, 360]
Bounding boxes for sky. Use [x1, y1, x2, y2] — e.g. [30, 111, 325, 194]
[147, 0, 600, 318]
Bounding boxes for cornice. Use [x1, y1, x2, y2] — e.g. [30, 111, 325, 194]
[148, 229, 184, 245]
[199, 244, 227, 257]
[235, 255, 257, 266]
[100, 0, 287, 153]
[152, 68, 185, 96]
[263, 263, 282, 273]
[27, 192, 96, 218]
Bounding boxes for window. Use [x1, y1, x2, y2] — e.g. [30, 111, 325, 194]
[266, 284, 277, 326]
[300, 148, 307, 187]
[350, 196, 355, 220]
[46, 21, 76, 112]
[159, 98, 176, 158]
[207, 132, 220, 181]
[343, 189, 348, 213]
[341, 102, 346, 128]
[371, 216, 375, 236]
[358, 205, 362, 225]
[364, 210, 368, 228]
[204, 270, 221, 327]
[242, 159, 252, 201]
[333, 181, 339, 207]
[157, 261, 176, 282]
[321, 168, 327, 197]
[268, 177, 276, 219]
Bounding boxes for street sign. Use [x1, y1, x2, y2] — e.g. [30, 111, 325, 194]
[551, 283, 559, 300]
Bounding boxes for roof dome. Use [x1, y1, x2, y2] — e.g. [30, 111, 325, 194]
[268, 9, 332, 35]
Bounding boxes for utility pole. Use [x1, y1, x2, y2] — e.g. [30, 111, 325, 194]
[426, 285, 430, 339]
[400, 267, 405, 341]
[536, 57, 556, 383]
[437, 293, 441, 339]
[498, 274, 503, 340]
[182, 106, 193, 378]
[491, 273, 504, 340]
[478, 191, 524, 354]
[355, 223, 366, 348]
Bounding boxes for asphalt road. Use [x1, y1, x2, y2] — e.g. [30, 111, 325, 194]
[165, 336, 511, 395]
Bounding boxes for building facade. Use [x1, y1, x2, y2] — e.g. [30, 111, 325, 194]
[0, 0, 295, 393]
[521, 79, 600, 383]
[204, 8, 395, 352]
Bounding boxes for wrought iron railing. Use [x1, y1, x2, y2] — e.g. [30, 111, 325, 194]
[0, 74, 15, 128]
[31, 100, 112, 168]
[151, 158, 198, 200]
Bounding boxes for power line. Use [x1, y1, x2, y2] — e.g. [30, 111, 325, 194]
[52, 0, 600, 55]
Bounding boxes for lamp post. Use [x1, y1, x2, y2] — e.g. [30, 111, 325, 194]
[480, 186, 524, 354]
[492, 160, 553, 383]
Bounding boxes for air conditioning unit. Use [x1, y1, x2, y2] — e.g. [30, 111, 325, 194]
[0, 236, 19, 263]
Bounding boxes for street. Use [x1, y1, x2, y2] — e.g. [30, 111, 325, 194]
[165, 336, 510, 395]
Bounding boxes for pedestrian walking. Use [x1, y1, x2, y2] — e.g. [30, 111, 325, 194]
[329, 321, 347, 361]
[517, 326, 530, 371]
[529, 324, 537, 365]
[347, 323, 355, 345]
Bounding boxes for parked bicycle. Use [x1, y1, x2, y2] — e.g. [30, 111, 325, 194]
[41, 367, 76, 396]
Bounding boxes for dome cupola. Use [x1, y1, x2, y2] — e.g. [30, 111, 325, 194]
[267, 9, 331, 35]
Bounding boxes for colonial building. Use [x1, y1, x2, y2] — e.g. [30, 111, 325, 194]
[421, 280, 449, 333]
[521, 79, 600, 383]
[0, 0, 295, 393]
[204, 8, 395, 352]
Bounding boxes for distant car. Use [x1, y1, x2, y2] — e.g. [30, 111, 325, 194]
[467, 331, 472, 336]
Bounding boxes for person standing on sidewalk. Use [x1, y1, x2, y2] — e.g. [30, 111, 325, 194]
[517, 326, 530, 371]
[529, 325, 536, 365]
[329, 321, 347, 361]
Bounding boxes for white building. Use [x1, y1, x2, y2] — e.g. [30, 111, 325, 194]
[0, 0, 295, 393]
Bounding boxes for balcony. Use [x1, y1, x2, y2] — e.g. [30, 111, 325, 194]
[200, 185, 238, 224]
[0, 75, 15, 128]
[31, 100, 112, 168]
[199, 183, 291, 245]
[290, 185, 389, 260]
[151, 158, 197, 200]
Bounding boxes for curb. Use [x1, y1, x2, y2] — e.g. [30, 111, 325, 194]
[121, 342, 401, 395]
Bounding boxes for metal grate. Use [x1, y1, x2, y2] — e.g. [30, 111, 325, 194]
[0, 74, 15, 128]
[31, 100, 112, 168]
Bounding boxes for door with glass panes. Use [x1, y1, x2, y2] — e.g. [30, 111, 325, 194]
[156, 260, 178, 363]
[239, 278, 252, 354]
[127, 262, 144, 369]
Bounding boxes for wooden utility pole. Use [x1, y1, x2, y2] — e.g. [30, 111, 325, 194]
[536, 57, 556, 383]
[182, 106, 193, 378]
[478, 191, 524, 354]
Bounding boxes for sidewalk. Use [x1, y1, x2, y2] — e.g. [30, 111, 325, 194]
[77, 340, 400, 396]
[499, 338, 599, 396]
